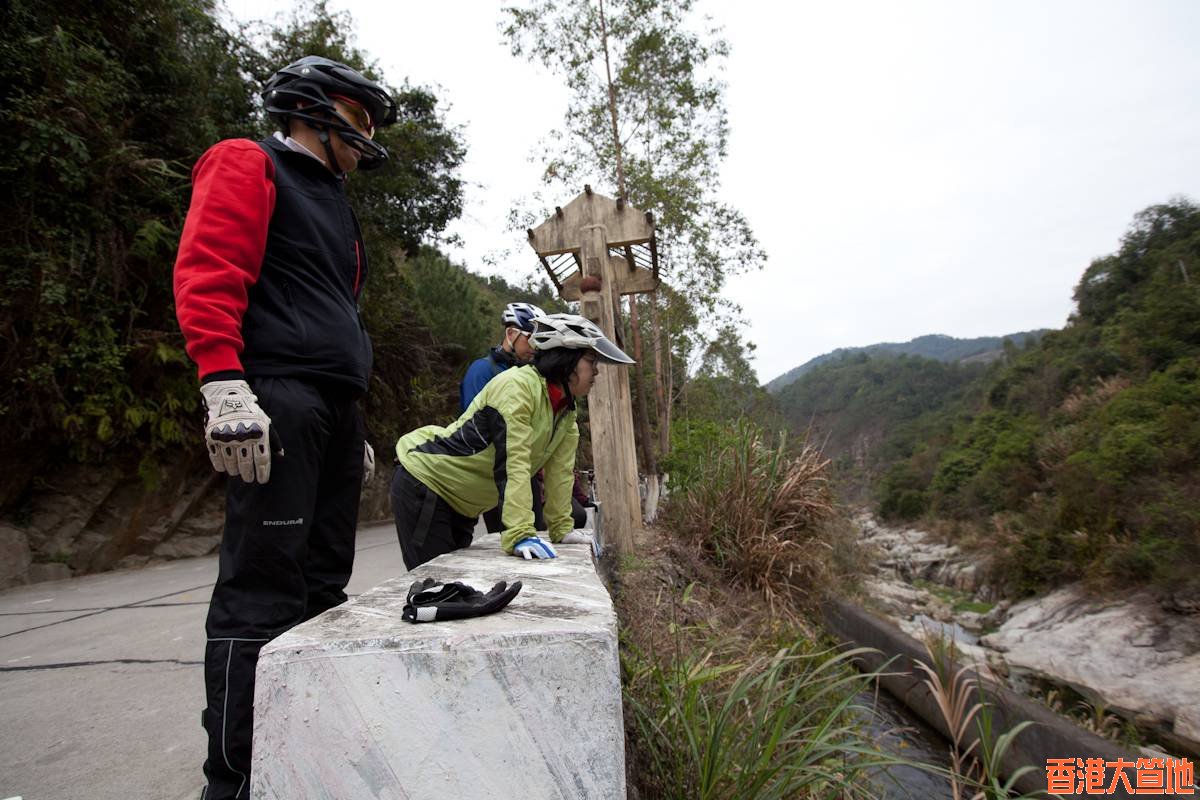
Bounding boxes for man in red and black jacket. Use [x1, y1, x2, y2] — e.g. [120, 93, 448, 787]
[173, 55, 397, 800]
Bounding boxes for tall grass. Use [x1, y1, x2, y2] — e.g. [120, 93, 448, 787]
[666, 421, 846, 607]
[624, 641, 905, 800]
[915, 637, 1042, 800]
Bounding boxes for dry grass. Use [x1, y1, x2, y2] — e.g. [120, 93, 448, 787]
[614, 523, 817, 676]
[614, 523, 899, 800]
[1058, 375, 1131, 416]
[664, 422, 854, 611]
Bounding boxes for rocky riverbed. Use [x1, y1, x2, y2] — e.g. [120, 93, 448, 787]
[855, 512, 1200, 758]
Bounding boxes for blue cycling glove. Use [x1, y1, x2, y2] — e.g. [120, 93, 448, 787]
[512, 536, 558, 560]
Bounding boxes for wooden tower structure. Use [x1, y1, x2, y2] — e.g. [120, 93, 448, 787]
[526, 186, 659, 554]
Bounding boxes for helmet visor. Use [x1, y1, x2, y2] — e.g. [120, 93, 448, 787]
[593, 336, 635, 364]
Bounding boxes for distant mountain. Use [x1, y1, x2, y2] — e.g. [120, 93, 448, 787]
[765, 330, 1050, 393]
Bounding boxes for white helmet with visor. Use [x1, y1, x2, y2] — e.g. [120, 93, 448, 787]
[528, 313, 634, 364]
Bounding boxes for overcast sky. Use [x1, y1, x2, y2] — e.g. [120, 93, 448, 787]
[224, 0, 1200, 384]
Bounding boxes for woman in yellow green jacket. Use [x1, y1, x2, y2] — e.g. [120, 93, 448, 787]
[391, 313, 633, 568]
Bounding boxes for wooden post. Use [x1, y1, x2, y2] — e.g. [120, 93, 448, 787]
[526, 188, 659, 555]
[579, 224, 640, 554]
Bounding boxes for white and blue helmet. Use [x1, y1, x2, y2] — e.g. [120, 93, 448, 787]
[502, 302, 545, 333]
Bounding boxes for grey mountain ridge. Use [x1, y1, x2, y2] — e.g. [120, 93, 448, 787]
[766, 330, 1050, 393]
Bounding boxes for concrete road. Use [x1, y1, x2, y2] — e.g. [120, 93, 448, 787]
[0, 521, 410, 800]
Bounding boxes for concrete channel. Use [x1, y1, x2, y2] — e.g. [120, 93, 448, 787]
[823, 597, 1195, 799]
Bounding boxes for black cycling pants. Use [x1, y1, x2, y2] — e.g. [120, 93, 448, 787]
[391, 463, 476, 570]
[201, 377, 364, 800]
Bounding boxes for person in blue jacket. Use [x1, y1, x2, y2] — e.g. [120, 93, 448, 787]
[459, 302, 545, 411]
[460, 302, 545, 532]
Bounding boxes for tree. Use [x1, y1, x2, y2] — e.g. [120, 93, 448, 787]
[0, 0, 470, 509]
[502, 0, 766, 463]
[0, 0, 261, 500]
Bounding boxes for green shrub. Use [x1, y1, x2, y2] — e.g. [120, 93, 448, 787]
[877, 462, 929, 521]
[660, 418, 739, 494]
[892, 490, 928, 520]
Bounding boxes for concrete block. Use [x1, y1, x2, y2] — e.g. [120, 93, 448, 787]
[252, 534, 625, 800]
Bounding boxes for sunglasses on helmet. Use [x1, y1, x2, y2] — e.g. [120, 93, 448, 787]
[331, 95, 375, 139]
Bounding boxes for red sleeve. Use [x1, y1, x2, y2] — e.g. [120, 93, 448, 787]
[173, 139, 276, 380]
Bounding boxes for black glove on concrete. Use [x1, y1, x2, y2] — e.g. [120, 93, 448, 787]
[401, 577, 523, 623]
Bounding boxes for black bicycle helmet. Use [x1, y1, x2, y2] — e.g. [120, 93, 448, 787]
[262, 55, 398, 170]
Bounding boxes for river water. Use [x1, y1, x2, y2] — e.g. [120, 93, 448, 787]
[856, 689, 956, 799]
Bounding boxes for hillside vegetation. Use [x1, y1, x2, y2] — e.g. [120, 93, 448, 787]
[777, 199, 1200, 596]
[774, 352, 992, 478]
[766, 331, 1047, 393]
